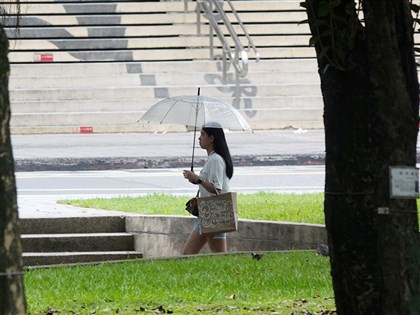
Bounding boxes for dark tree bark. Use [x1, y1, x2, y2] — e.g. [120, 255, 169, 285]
[304, 0, 420, 314]
[0, 25, 27, 315]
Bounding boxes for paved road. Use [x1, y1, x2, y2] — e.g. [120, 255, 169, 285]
[12, 129, 326, 171]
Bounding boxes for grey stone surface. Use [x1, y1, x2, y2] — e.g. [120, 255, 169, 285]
[125, 215, 326, 257]
[22, 233, 134, 252]
[20, 215, 141, 266]
[21, 216, 126, 234]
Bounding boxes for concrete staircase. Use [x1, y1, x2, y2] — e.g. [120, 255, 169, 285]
[20, 216, 143, 266]
[9, 59, 323, 133]
[4, 0, 324, 133]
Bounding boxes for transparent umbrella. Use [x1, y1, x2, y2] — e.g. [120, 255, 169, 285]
[138, 88, 252, 170]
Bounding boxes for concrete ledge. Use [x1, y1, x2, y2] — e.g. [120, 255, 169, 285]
[125, 215, 327, 258]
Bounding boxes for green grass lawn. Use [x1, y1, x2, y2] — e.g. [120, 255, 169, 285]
[25, 252, 335, 315]
[37, 192, 419, 314]
[59, 191, 420, 226]
[59, 192, 326, 224]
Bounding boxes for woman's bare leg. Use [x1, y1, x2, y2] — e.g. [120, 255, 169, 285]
[207, 237, 227, 253]
[182, 230, 207, 255]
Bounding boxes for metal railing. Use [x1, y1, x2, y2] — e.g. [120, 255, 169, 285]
[196, 0, 260, 84]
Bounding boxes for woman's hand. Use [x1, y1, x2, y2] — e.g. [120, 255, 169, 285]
[183, 170, 199, 184]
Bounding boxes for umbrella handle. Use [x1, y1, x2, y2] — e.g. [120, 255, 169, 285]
[190, 87, 201, 171]
[191, 128, 195, 172]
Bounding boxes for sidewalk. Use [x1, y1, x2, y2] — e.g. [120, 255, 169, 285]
[12, 129, 326, 171]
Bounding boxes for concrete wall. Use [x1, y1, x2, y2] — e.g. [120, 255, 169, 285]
[125, 215, 327, 257]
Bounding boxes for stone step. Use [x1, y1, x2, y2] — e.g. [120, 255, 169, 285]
[11, 95, 322, 115]
[9, 35, 310, 51]
[9, 74, 143, 89]
[6, 24, 199, 39]
[10, 91, 322, 113]
[20, 216, 126, 234]
[5, 23, 309, 40]
[21, 233, 135, 252]
[20, 217, 143, 267]
[8, 46, 312, 63]
[10, 94, 323, 130]
[10, 106, 324, 132]
[5, 11, 306, 27]
[23, 251, 143, 266]
[9, 72, 320, 89]
[10, 100, 322, 126]
[7, 0, 305, 15]
[10, 37, 211, 51]
[9, 85, 321, 102]
[9, 59, 319, 76]
[8, 48, 212, 63]
[5, 13, 198, 27]
[9, 1, 187, 15]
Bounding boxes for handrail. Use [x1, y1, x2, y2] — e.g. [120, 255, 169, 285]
[219, 0, 260, 62]
[196, 0, 259, 79]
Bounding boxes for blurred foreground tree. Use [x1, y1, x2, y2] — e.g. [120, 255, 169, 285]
[303, 0, 420, 314]
[0, 4, 27, 314]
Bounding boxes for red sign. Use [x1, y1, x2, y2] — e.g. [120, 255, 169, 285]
[33, 53, 54, 62]
[79, 126, 94, 134]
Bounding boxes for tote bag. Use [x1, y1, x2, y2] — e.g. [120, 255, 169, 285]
[197, 191, 238, 235]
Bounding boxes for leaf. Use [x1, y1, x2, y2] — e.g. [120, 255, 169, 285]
[309, 36, 317, 46]
[45, 307, 59, 315]
[151, 305, 172, 314]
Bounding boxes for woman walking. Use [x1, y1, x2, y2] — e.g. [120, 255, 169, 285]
[182, 124, 233, 254]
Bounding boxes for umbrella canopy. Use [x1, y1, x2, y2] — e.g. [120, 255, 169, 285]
[138, 92, 252, 171]
[138, 95, 252, 131]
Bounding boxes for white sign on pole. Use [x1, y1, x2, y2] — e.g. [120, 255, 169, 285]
[389, 167, 419, 199]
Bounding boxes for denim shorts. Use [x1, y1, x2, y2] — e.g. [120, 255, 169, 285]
[193, 218, 227, 240]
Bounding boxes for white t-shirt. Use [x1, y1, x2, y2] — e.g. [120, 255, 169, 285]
[198, 151, 230, 197]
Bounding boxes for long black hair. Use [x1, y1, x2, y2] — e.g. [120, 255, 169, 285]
[202, 126, 233, 179]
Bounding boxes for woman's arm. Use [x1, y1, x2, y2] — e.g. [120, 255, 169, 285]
[198, 177, 220, 194]
[183, 170, 219, 194]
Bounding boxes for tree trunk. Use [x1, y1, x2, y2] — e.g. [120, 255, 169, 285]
[304, 0, 420, 314]
[0, 25, 27, 315]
